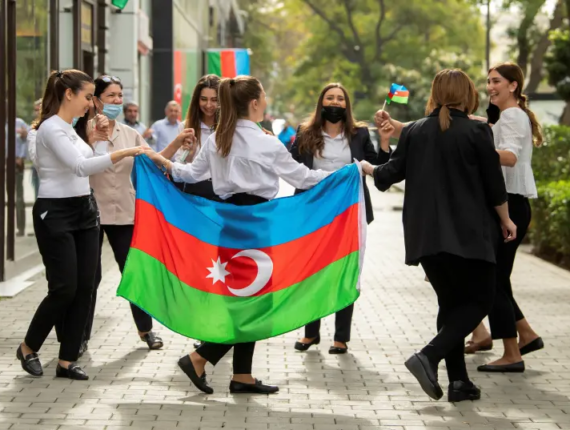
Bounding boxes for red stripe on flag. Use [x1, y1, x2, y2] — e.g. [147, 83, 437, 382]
[220, 51, 237, 77]
[131, 199, 359, 297]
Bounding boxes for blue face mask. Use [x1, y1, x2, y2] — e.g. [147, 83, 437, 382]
[72, 117, 80, 127]
[102, 103, 123, 120]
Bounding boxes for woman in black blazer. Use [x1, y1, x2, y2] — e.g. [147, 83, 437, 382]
[361, 69, 517, 402]
[290, 82, 392, 354]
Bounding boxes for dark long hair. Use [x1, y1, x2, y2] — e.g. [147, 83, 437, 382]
[75, 75, 123, 142]
[37, 69, 93, 130]
[297, 83, 363, 157]
[184, 74, 220, 147]
[216, 76, 262, 158]
[490, 62, 543, 147]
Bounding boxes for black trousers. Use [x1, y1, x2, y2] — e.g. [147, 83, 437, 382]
[25, 195, 100, 362]
[420, 253, 495, 382]
[488, 193, 530, 339]
[196, 192, 267, 374]
[84, 224, 153, 340]
[305, 304, 354, 343]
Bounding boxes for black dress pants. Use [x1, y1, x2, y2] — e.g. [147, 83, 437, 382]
[420, 253, 496, 382]
[195, 192, 267, 374]
[305, 304, 354, 343]
[488, 193, 530, 339]
[25, 195, 100, 362]
[84, 224, 153, 341]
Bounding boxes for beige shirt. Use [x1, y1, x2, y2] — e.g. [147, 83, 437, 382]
[89, 121, 147, 225]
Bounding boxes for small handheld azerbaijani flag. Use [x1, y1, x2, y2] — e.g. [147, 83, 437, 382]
[118, 155, 366, 344]
[207, 49, 250, 78]
[386, 83, 409, 105]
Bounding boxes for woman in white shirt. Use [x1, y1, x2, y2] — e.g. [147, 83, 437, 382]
[16, 70, 144, 381]
[176, 74, 221, 203]
[145, 75, 330, 395]
[291, 83, 392, 355]
[376, 63, 544, 372]
[468, 62, 544, 373]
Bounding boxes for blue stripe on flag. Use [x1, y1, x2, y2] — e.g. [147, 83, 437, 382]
[235, 50, 250, 75]
[133, 155, 360, 249]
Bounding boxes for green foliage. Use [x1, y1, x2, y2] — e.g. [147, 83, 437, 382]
[530, 126, 570, 264]
[545, 29, 570, 101]
[243, 0, 486, 123]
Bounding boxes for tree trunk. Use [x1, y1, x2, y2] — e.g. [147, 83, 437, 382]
[516, 1, 545, 76]
[526, 0, 565, 94]
[560, 101, 570, 126]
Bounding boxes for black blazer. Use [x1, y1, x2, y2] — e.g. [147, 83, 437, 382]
[372, 108, 507, 266]
[290, 126, 391, 224]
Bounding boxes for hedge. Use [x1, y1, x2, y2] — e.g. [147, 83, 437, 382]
[529, 125, 570, 266]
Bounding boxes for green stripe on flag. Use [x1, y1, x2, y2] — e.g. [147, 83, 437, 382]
[117, 248, 360, 344]
[111, 0, 129, 9]
[207, 51, 222, 77]
[390, 95, 409, 104]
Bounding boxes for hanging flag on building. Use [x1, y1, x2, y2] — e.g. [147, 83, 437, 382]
[207, 49, 250, 77]
[111, 0, 129, 9]
[117, 155, 365, 344]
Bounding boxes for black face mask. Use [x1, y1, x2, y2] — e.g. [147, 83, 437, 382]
[321, 106, 346, 124]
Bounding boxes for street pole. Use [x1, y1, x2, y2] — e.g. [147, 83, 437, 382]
[6, 0, 16, 261]
[0, 0, 6, 280]
[486, 0, 491, 71]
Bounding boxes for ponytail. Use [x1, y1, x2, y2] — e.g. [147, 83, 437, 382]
[215, 76, 263, 158]
[518, 93, 543, 147]
[438, 105, 452, 131]
[37, 69, 93, 130]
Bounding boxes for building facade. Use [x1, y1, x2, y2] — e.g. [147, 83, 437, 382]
[0, 0, 244, 284]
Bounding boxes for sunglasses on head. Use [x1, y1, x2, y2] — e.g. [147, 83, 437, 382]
[100, 75, 121, 83]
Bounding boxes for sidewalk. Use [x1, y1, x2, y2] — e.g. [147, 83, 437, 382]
[1, 182, 570, 430]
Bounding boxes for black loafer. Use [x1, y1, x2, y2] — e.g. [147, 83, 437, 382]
[56, 363, 88, 380]
[294, 336, 320, 351]
[178, 354, 213, 394]
[477, 361, 525, 373]
[404, 352, 443, 400]
[229, 379, 279, 394]
[16, 345, 43, 377]
[78, 341, 88, 358]
[448, 381, 481, 402]
[328, 345, 348, 354]
[140, 332, 164, 350]
[520, 337, 544, 356]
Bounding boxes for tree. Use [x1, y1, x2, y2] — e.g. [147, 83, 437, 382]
[545, 28, 570, 125]
[271, 0, 485, 121]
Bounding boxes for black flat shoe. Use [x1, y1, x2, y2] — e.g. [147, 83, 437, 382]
[448, 381, 481, 402]
[78, 341, 88, 358]
[56, 363, 88, 380]
[329, 345, 348, 354]
[520, 337, 544, 356]
[16, 345, 43, 377]
[404, 352, 443, 400]
[140, 332, 163, 350]
[477, 361, 525, 373]
[294, 336, 320, 351]
[178, 354, 213, 394]
[229, 379, 279, 394]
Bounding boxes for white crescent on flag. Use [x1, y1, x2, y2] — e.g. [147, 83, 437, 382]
[227, 249, 273, 297]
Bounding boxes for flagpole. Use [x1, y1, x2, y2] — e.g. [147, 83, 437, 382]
[381, 99, 387, 112]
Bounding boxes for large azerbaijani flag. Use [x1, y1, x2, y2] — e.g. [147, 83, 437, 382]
[207, 49, 250, 78]
[117, 155, 366, 344]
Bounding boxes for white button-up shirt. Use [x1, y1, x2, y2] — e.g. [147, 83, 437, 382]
[150, 117, 181, 152]
[493, 107, 537, 198]
[313, 131, 352, 172]
[171, 119, 330, 200]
